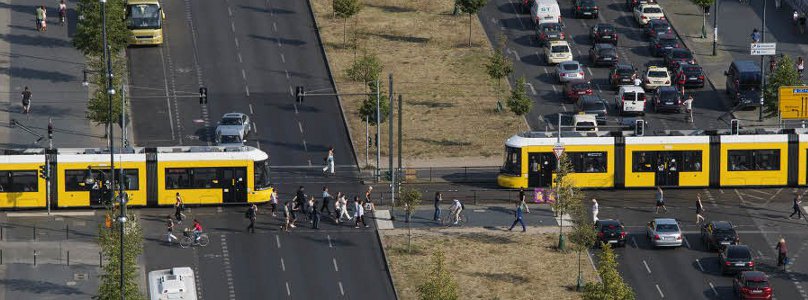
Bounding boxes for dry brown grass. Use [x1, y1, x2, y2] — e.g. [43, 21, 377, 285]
[310, 0, 527, 163]
[380, 230, 597, 300]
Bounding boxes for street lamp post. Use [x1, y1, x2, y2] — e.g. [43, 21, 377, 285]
[713, 0, 720, 56]
[556, 114, 565, 251]
[759, 0, 767, 122]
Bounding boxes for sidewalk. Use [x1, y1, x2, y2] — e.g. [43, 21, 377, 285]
[372, 203, 572, 233]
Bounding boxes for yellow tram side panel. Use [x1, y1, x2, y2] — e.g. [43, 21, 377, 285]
[156, 159, 268, 206]
[719, 135, 789, 187]
[56, 159, 148, 207]
[0, 157, 47, 209]
[623, 136, 710, 188]
[799, 136, 808, 186]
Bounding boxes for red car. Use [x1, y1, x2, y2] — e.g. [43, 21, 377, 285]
[733, 271, 772, 300]
[564, 80, 593, 103]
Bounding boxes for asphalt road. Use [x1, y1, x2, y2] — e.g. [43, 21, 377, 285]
[126, 0, 392, 298]
[479, 0, 731, 133]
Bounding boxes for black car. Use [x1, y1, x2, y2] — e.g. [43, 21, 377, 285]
[725, 60, 763, 108]
[574, 0, 599, 18]
[590, 23, 618, 45]
[665, 48, 696, 70]
[720, 245, 755, 275]
[577, 95, 608, 125]
[609, 64, 637, 88]
[594, 219, 626, 247]
[701, 221, 739, 251]
[645, 19, 671, 37]
[536, 22, 565, 46]
[652, 86, 682, 113]
[675, 63, 705, 88]
[649, 33, 680, 57]
[589, 43, 619, 67]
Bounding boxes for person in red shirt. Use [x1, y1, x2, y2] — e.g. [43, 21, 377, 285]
[192, 219, 203, 242]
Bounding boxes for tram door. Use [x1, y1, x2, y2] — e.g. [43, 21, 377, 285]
[221, 167, 248, 203]
[654, 152, 679, 187]
[528, 153, 555, 187]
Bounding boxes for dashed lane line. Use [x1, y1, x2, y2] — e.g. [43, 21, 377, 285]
[276, 234, 281, 248]
[695, 259, 704, 272]
[220, 235, 236, 299]
[327, 234, 334, 248]
[333, 258, 339, 272]
[338, 281, 345, 296]
[683, 236, 691, 249]
[285, 282, 291, 296]
[655, 284, 664, 298]
[708, 282, 718, 296]
[280, 258, 285, 271]
[643, 260, 651, 274]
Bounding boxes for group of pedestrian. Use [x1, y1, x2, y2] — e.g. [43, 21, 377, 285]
[279, 185, 374, 232]
[34, 1, 67, 31]
[432, 191, 465, 225]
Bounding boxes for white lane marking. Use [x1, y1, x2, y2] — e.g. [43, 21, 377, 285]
[695, 259, 704, 272]
[338, 281, 345, 296]
[234, 37, 239, 48]
[303, 139, 308, 152]
[273, 22, 278, 32]
[551, 84, 558, 93]
[280, 258, 286, 271]
[505, 1, 527, 30]
[709, 282, 718, 296]
[735, 189, 745, 202]
[249, 104, 254, 114]
[253, 125, 258, 134]
[289, 86, 294, 96]
[333, 258, 339, 272]
[286, 282, 291, 296]
[526, 82, 537, 95]
[285, 70, 290, 79]
[281, 53, 286, 63]
[327, 234, 334, 248]
[245, 85, 250, 97]
[241, 69, 247, 80]
[586, 67, 593, 76]
[743, 193, 765, 200]
[507, 48, 521, 61]
[656, 284, 664, 298]
[720, 189, 725, 194]
[238, 53, 243, 63]
[276, 234, 281, 248]
[643, 260, 652, 274]
[748, 189, 772, 195]
[631, 237, 638, 248]
[277, 37, 282, 47]
[298, 122, 304, 133]
[683, 236, 691, 249]
[228, 7, 232, 16]
[231, 22, 235, 33]
[770, 188, 784, 200]
[256, 141, 261, 149]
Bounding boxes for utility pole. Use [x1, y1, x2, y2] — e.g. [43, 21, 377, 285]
[375, 79, 381, 182]
[759, 0, 767, 122]
[388, 73, 395, 221]
[713, 0, 720, 56]
[397, 94, 402, 180]
[47, 118, 53, 215]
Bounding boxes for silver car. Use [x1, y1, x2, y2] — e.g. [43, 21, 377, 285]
[216, 112, 252, 138]
[556, 60, 585, 83]
[646, 218, 683, 248]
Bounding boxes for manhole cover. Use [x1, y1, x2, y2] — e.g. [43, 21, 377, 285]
[74, 273, 88, 281]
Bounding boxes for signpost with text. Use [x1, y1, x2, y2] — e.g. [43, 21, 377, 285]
[779, 86, 808, 120]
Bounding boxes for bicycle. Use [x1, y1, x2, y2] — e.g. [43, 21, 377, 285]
[440, 211, 469, 226]
[179, 232, 210, 248]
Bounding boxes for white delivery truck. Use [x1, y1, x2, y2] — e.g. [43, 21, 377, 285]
[148, 267, 197, 300]
[530, 0, 562, 25]
[615, 85, 647, 116]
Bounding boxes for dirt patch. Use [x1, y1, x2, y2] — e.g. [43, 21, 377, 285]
[380, 230, 597, 299]
[310, 0, 527, 164]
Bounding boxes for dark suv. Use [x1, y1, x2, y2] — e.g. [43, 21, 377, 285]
[675, 63, 705, 88]
[577, 95, 608, 125]
[725, 60, 763, 108]
[652, 86, 681, 113]
[591, 23, 618, 45]
[649, 33, 680, 57]
[574, 0, 599, 18]
[720, 245, 755, 275]
[590, 43, 619, 67]
[609, 64, 637, 88]
[701, 220, 739, 251]
[595, 219, 626, 247]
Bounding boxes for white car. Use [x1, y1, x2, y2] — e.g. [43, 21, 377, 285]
[634, 4, 664, 26]
[544, 41, 573, 65]
[615, 85, 646, 116]
[643, 66, 671, 91]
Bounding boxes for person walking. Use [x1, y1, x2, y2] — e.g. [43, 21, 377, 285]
[508, 201, 527, 232]
[798, 57, 805, 79]
[35, 6, 44, 31]
[287, 200, 298, 229]
[294, 186, 307, 221]
[336, 192, 351, 224]
[58, 0, 66, 26]
[433, 191, 442, 222]
[591, 198, 599, 223]
[776, 238, 788, 269]
[353, 196, 366, 228]
[174, 192, 185, 224]
[322, 146, 335, 175]
[21, 86, 31, 114]
[311, 197, 321, 229]
[683, 94, 694, 123]
[40, 5, 47, 31]
[655, 186, 668, 213]
[519, 188, 531, 214]
[321, 186, 333, 217]
[696, 194, 705, 224]
[245, 203, 258, 233]
[789, 194, 803, 219]
[281, 201, 293, 232]
[165, 215, 177, 244]
[306, 196, 316, 224]
[269, 186, 278, 217]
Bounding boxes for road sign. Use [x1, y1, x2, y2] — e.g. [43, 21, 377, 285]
[779, 86, 808, 119]
[553, 143, 565, 159]
[750, 43, 776, 55]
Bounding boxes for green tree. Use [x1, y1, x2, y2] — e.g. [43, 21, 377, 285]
[416, 251, 459, 300]
[764, 54, 803, 116]
[74, 0, 130, 57]
[551, 154, 583, 251]
[96, 206, 145, 300]
[85, 56, 126, 131]
[485, 39, 514, 103]
[692, 0, 715, 38]
[333, 0, 362, 45]
[583, 243, 635, 300]
[507, 77, 533, 115]
[569, 195, 597, 291]
[397, 187, 423, 252]
[345, 52, 383, 83]
[359, 79, 391, 125]
[456, 0, 488, 46]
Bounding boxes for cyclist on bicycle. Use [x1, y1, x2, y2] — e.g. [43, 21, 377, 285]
[58, 0, 66, 25]
[450, 199, 463, 224]
[192, 219, 203, 242]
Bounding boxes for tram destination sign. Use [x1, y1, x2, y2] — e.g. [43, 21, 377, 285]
[779, 86, 808, 119]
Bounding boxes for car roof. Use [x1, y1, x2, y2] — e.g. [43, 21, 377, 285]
[657, 86, 678, 93]
[217, 127, 242, 135]
[741, 271, 768, 281]
[614, 64, 634, 70]
[222, 113, 245, 118]
[595, 43, 615, 50]
[712, 221, 733, 229]
[620, 86, 645, 93]
[656, 33, 676, 39]
[597, 219, 621, 225]
[549, 40, 570, 46]
[579, 95, 601, 102]
[733, 60, 760, 72]
[641, 3, 662, 8]
[670, 48, 691, 54]
[649, 19, 669, 25]
[679, 63, 702, 70]
[560, 60, 581, 66]
[648, 66, 669, 72]
[654, 218, 677, 224]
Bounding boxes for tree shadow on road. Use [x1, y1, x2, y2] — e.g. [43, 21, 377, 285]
[0, 66, 76, 82]
[0, 277, 85, 295]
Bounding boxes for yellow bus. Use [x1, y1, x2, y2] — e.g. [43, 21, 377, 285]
[126, 0, 165, 45]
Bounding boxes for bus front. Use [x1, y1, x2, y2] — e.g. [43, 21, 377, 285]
[126, 0, 164, 46]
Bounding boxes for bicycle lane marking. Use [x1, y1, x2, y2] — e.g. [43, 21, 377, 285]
[220, 234, 237, 300]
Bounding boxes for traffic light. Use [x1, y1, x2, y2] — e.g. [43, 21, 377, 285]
[199, 87, 208, 104]
[731, 119, 740, 135]
[38, 165, 48, 180]
[47, 119, 53, 140]
[634, 120, 644, 136]
[295, 86, 304, 103]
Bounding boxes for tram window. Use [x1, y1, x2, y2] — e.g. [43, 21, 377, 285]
[65, 170, 89, 191]
[568, 152, 607, 173]
[254, 160, 271, 190]
[0, 171, 9, 192]
[501, 147, 521, 175]
[7, 171, 37, 192]
[191, 168, 218, 188]
[728, 150, 780, 171]
[165, 168, 191, 189]
[632, 152, 656, 172]
[680, 151, 702, 172]
[114, 169, 139, 190]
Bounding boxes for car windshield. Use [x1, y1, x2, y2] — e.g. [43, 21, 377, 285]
[601, 224, 621, 233]
[643, 7, 662, 13]
[672, 51, 692, 59]
[221, 117, 242, 125]
[600, 49, 617, 56]
[683, 66, 702, 74]
[745, 280, 769, 289]
[598, 26, 614, 33]
[659, 91, 680, 101]
[580, 0, 596, 6]
[552, 45, 570, 53]
[714, 227, 735, 234]
[583, 101, 605, 111]
[572, 82, 590, 90]
[656, 224, 678, 232]
[541, 24, 562, 31]
[659, 38, 677, 46]
[728, 247, 752, 259]
[220, 135, 242, 144]
[577, 122, 596, 131]
[649, 71, 668, 77]
[617, 68, 634, 75]
[652, 23, 670, 30]
[562, 64, 579, 71]
[739, 72, 762, 84]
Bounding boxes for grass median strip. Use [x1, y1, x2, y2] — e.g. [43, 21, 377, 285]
[311, 0, 526, 162]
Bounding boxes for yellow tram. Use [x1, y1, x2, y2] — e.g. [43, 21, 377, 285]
[0, 146, 272, 209]
[497, 129, 802, 189]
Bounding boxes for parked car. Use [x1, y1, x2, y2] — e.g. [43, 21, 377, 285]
[615, 85, 646, 116]
[594, 219, 626, 247]
[545, 40, 573, 65]
[574, 0, 599, 18]
[651, 86, 682, 113]
[646, 218, 682, 248]
[720, 245, 755, 275]
[645, 19, 672, 37]
[733, 271, 773, 300]
[536, 22, 565, 46]
[609, 64, 637, 88]
[642, 66, 671, 91]
[216, 112, 252, 138]
[634, 3, 664, 26]
[556, 60, 586, 83]
[576, 95, 608, 124]
[564, 80, 593, 103]
[725, 60, 763, 108]
[701, 220, 740, 251]
[665, 48, 696, 70]
[674, 63, 705, 88]
[649, 33, 680, 57]
[590, 23, 618, 45]
[589, 43, 619, 67]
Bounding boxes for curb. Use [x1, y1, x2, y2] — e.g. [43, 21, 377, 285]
[373, 217, 401, 300]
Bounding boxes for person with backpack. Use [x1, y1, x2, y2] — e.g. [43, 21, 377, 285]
[245, 203, 258, 233]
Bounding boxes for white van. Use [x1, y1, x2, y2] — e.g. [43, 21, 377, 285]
[615, 85, 647, 116]
[148, 267, 197, 300]
[573, 113, 599, 132]
[530, 0, 561, 25]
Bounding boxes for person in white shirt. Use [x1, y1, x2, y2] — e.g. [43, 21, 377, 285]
[450, 199, 463, 224]
[591, 199, 599, 223]
[353, 197, 367, 228]
[335, 192, 351, 224]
